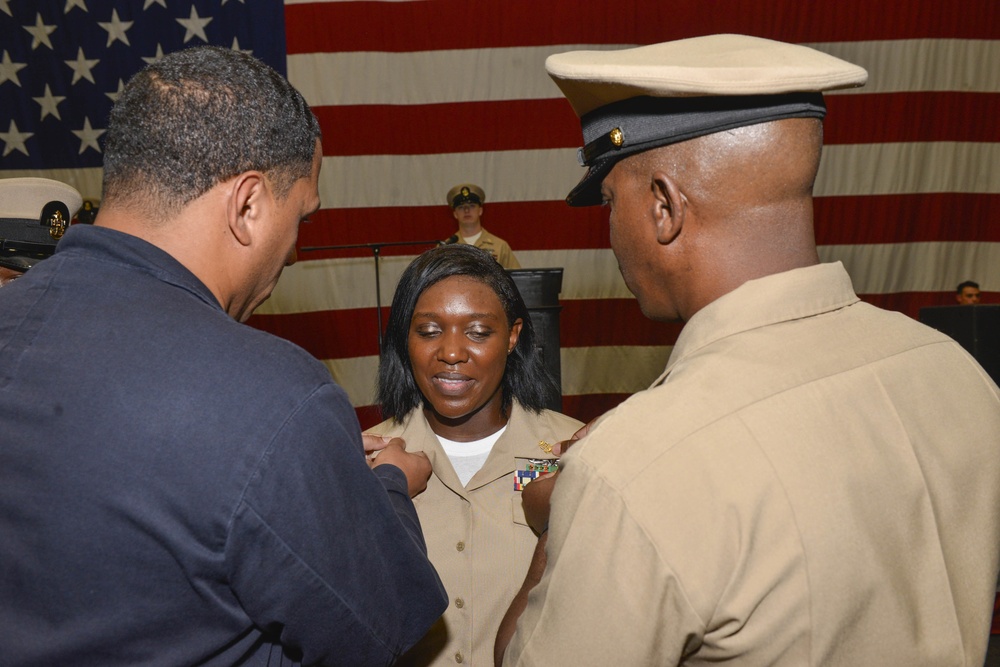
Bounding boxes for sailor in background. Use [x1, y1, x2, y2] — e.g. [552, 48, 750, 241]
[446, 183, 521, 269]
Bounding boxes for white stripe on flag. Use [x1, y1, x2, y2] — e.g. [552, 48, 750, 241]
[816, 142, 1000, 197]
[5, 139, 998, 208]
[255, 248, 631, 315]
[811, 39, 1000, 94]
[257, 242, 1000, 317]
[288, 39, 1000, 107]
[821, 242, 1000, 294]
[316, 141, 1000, 210]
[320, 355, 380, 408]
[561, 345, 673, 396]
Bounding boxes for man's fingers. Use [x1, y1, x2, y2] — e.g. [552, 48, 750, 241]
[363, 434, 407, 453]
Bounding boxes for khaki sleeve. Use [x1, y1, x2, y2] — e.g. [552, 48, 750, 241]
[503, 456, 704, 666]
[501, 245, 521, 269]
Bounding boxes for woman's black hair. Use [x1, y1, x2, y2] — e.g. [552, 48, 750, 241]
[377, 244, 558, 422]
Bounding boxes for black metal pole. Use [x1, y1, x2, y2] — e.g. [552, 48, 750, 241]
[372, 245, 382, 354]
[300, 239, 443, 356]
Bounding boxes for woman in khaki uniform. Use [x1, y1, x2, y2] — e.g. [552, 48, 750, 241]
[368, 244, 580, 666]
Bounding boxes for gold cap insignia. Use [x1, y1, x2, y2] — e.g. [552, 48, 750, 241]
[47, 210, 67, 240]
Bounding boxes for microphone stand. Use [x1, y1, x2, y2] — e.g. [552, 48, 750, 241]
[300, 239, 444, 355]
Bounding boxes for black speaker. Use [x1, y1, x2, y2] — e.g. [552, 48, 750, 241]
[508, 268, 564, 412]
[918, 305, 1000, 385]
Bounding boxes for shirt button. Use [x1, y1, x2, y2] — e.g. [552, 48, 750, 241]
[454, 597, 464, 609]
[455, 652, 464, 663]
[456, 541, 465, 552]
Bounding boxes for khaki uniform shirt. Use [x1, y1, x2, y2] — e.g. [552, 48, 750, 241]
[459, 227, 521, 269]
[369, 403, 581, 666]
[507, 262, 1000, 666]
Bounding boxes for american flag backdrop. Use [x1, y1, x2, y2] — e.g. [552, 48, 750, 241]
[2, 1, 998, 428]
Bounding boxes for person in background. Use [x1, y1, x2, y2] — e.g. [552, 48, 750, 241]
[497, 34, 1000, 666]
[368, 243, 580, 666]
[445, 183, 521, 269]
[0, 46, 446, 666]
[957, 280, 982, 304]
[0, 177, 81, 287]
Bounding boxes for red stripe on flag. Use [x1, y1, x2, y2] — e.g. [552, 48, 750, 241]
[356, 405, 385, 430]
[315, 93, 1000, 157]
[824, 93, 1000, 145]
[248, 288, 999, 362]
[861, 291, 1000, 321]
[815, 194, 1000, 246]
[286, 0, 999, 54]
[295, 193, 1000, 260]
[297, 202, 610, 258]
[560, 299, 683, 347]
[248, 307, 387, 360]
[247, 298, 681, 361]
[315, 99, 581, 156]
[561, 393, 634, 426]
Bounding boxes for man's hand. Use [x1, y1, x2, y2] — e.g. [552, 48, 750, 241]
[362, 433, 394, 458]
[521, 418, 596, 534]
[568, 418, 597, 443]
[366, 435, 432, 498]
[363, 433, 405, 458]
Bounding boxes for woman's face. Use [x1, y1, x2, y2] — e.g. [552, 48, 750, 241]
[408, 275, 522, 438]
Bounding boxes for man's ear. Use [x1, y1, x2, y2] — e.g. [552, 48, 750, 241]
[227, 172, 265, 248]
[651, 170, 685, 245]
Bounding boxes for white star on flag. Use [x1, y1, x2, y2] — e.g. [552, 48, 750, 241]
[142, 43, 166, 65]
[65, 47, 99, 85]
[33, 84, 66, 121]
[231, 37, 252, 55]
[1, 120, 33, 157]
[98, 9, 133, 48]
[0, 1, 286, 188]
[0, 50, 27, 86]
[106, 79, 125, 103]
[72, 117, 105, 154]
[23, 13, 57, 50]
[177, 6, 211, 44]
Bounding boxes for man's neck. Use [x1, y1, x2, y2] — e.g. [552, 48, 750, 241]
[459, 221, 482, 238]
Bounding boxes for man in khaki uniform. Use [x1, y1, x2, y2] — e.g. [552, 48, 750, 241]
[498, 35, 1000, 666]
[446, 183, 521, 269]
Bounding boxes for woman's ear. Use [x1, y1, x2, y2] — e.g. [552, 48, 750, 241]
[508, 318, 524, 354]
[651, 170, 686, 245]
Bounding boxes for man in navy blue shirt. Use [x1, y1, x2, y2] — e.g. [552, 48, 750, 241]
[0, 46, 446, 666]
